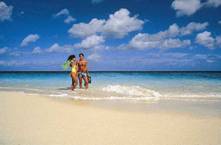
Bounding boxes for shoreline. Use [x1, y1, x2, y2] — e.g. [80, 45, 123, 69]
[0, 91, 221, 145]
[1, 87, 221, 117]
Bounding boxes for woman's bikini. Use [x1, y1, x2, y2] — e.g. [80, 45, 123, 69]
[71, 61, 78, 74]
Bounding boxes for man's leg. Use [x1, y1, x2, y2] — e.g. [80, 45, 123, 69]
[83, 76, 89, 89]
[79, 75, 83, 89]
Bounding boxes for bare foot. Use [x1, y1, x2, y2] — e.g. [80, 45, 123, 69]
[70, 85, 75, 91]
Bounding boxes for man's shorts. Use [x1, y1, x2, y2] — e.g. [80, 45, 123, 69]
[78, 72, 87, 78]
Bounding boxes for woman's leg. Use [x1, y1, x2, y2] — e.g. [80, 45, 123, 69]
[71, 73, 78, 90]
[71, 77, 75, 90]
[73, 74, 78, 90]
[70, 73, 74, 90]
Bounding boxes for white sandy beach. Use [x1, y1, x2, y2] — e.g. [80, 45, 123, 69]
[0, 91, 221, 145]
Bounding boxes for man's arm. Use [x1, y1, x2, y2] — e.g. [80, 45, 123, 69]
[85, 61, 89, 74]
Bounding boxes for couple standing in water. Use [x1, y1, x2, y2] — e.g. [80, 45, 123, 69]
[67, 53, 90, 91]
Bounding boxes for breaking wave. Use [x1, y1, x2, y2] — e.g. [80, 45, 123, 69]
[48, 85, 161, 101]
[102, 85, 161, 98]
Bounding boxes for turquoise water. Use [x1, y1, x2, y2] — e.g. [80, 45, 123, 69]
[0, 71, 221, 101]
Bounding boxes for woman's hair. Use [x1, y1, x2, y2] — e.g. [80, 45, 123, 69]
[67, 55, 76, 61]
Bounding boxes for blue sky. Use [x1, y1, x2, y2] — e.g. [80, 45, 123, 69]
[0, 0, 221, 71]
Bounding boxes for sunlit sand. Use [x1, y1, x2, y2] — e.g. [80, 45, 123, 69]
[0, 91, 221, 145]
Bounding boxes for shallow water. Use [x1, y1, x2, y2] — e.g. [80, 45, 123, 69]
[0, 71, 221, 101]
[1, 71, 221, 116]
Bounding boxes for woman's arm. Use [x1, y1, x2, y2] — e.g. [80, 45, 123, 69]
[69, 60, 74, 67]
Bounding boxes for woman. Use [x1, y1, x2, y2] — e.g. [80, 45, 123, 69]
[67, 55, 78, 90]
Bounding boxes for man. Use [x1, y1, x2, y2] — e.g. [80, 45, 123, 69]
[78, 53, 89, 89]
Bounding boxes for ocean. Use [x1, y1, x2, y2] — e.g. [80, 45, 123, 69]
[1, 71, 221, 115]
[0, 71, 221, 101]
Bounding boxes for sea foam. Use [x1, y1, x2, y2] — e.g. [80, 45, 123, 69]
[102, 85, 161, 98]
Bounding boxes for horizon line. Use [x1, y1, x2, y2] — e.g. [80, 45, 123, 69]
[0, 70, 221, 73]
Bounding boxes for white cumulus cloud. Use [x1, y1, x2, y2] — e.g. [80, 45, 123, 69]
[195, 31, 215, 48]
[68, 8, 144, 38]
[69, 18, 105, 38]
[127, 22, 208, 50]
[0, 1, 13, 22]
[74, 35, 105, 49]
[32, 46, 42, 54]
[88, 52, 101, 61]
[195, 31, 221, 49]
[21, 34, 40, 47]
[55, 8, 70, 17]
[47, 43, 73, 53]
[64, 16, 75, 24]
[180, 22, 208, 35]
[54, 8, 75, 24]
[0, 47, 7, 54]
[171, 0, 221, 16]
[129, 33, 191, 50]
[206, 0, 221, 7]
[133, 22, 208, 41]
[171, 0, 201, 16]
[216, 36, 221, 45]
[102, 8, 144, 38]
